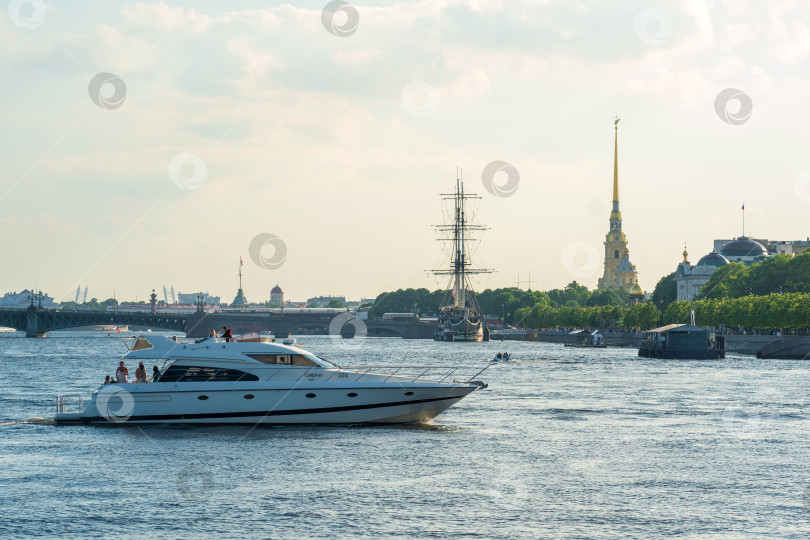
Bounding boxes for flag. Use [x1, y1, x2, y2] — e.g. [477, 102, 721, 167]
[240, 257, 243, 266]
[113, 325, 120, 333]
[741, 203, 745, 210]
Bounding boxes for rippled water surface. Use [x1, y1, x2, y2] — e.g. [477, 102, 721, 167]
[2, 331, 810, 538]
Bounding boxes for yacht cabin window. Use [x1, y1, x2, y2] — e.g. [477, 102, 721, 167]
[158, 366, 259, 383]
[246, 354, 319, 367]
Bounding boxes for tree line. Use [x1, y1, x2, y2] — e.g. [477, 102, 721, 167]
[697, 252, 810, 299]
[663, 294, 810, 333]
[365, 251, 810, 332]
[368, 281, 631, 323]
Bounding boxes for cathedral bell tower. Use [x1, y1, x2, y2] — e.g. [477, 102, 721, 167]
[597, 117, 639, 291]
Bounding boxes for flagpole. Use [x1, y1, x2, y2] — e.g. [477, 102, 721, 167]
[742, 202, 745, 237]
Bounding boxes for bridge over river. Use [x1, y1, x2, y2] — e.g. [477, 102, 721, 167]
[0, 306, 437, 339]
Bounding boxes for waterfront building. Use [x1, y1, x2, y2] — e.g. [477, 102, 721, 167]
[307, 295, 346, 307]
[597, 118, 640, 292]
[675, 245, 730, 301]
[270, 285, 284, 305]
[710, 236, 769, 265]
[714, 237, 810, 259]
[231, 289, 248, 307]
[774, 239, 810, 256]
[676, 235, 807, 301]
[629, 280, 645, 305]
[177, 292, 221, 305]
[0, 289, 58, 308]
[231, 258, 248, 307]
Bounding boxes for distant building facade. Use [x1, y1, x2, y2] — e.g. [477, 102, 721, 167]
[597, 118, 640, 292]
[0, 289, 58, 308]
[270, 285, 284, 305]
[675, 246, 730, 301]
[177, 292, 221, 305]
[714, 237, 810, 259]
[629, 280, 645, 305]
[307, 296, 346, 307]
[675, 236, 776, 301]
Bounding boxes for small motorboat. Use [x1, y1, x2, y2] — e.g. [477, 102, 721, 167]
[491, 353, 512, 362]
[54, 335, 490, 425]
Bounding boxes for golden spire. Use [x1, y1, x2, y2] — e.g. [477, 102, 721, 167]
[682, 242, 688, 263]
[613, 116, 620, 203]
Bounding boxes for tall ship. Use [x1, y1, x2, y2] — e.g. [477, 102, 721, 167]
[430, 172, 491, 342]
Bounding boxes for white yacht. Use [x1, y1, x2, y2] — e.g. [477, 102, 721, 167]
[55, 336, 489, 425]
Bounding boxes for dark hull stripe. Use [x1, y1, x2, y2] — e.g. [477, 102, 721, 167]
[80, 394, 467, 423]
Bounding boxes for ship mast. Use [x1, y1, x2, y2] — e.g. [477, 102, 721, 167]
[431, 169, 491, 310]
[454, 175, 463, 307]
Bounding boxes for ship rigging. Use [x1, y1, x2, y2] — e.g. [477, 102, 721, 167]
[430, 171, 491, 342]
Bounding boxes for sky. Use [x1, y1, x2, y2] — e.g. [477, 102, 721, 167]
[2, 0, 810, 304]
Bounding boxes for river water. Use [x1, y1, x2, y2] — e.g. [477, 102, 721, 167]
[1, 331, 809, 538]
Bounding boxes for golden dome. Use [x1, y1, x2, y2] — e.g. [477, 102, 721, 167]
[629, 280, 644, 296]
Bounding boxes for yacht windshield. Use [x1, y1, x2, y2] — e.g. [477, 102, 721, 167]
[314, 354, 340, 368]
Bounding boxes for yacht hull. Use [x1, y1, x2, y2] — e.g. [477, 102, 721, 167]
[56, 384, 475, 425]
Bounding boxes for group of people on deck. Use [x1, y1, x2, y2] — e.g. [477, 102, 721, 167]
[103, 327, 236, 385]
[207, 327, 233, 342]
[103, 361, 160, 385]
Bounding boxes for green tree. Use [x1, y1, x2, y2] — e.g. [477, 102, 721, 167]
[650, 272, 677, 313]
[696, 262, 749, 299]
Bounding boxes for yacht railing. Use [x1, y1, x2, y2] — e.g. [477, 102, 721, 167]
[156, 365, 489, 384]
[56, 394, 84, 414]
[301, 365, 492, 384]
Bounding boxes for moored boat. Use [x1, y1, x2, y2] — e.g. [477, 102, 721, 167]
[637, 324, 725, 359]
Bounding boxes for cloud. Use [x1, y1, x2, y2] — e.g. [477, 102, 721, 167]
[4, 0, 810, 299]
[121, 2, 211, 34]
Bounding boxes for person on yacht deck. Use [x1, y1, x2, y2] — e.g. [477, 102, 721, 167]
[115, 361, 129, 383]
[221, 326, 233, 342]
[208, 329, 217, 340]
[135, 362, 147, 383]
[152, 365, 160, 382]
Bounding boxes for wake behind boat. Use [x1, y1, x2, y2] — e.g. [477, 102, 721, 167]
[54, 335, 489, 425]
